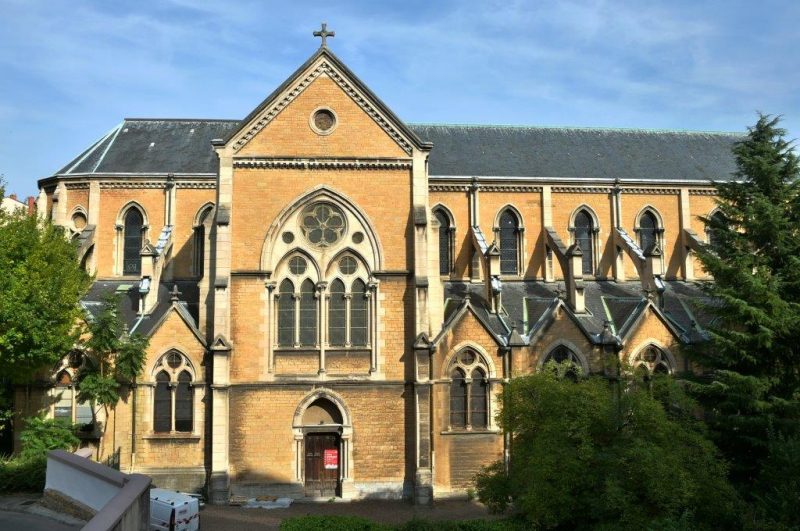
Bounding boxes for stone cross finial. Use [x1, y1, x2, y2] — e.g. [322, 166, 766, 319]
[170, 284, 182, 302]
[313, 22, 335, 47]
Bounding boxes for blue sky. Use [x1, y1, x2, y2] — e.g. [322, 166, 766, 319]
[1, 0, 798, 195]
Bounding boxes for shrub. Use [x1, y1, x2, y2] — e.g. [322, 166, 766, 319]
[19, 416, 79, 461]
[476, 371, 741, 530]
[398, 518, 528, 530]
[280, 515, 391, 531]
[0, 454, 46, 493]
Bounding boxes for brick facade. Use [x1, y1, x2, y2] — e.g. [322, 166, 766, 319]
[21, 45, 729, 504]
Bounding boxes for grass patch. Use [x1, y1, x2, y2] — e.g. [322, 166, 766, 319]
[280, 515, 527, 531]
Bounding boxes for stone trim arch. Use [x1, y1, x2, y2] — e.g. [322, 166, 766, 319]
[274, 248, 322, 282]
[193, 202, 215, 228]
[568, 204, 601, 231]
[292, 388, 353, 429]
[323, 248, 371, 279]
[493, 204, 525, 231]
[537, 339, 590, 374]
[261, 185, 384, 271]
[627, 340, 677, 375]
[115, 200, 149, 228]
[442, 342, 497, 379]
[150, 348, 197, 381]
[291, 388, 355, 495]
[633, 205, 665, 232]
[431, 203, 456, 228]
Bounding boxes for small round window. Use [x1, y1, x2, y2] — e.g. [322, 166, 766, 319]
[289, 256, 308, 275]
[167, 351, 183, 369]
[300, 203, 346, 248]
[282, 231, 295, 244]
[338, 256, 358, 275]
[352, 232, 364, 244]
[310, 108, 337, 135]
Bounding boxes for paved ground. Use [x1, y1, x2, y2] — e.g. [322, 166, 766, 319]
[202, 499, 498, 530]
[0, 509, 82, 531]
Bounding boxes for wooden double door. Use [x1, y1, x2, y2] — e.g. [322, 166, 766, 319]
[304, 432, 340, 497]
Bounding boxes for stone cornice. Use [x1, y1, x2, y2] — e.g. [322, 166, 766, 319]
[231, 60, 415, 155]
[689, 189, 717, 196]
[233, 158, 412, 170]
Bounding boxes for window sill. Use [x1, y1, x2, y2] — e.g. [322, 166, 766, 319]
[440, 429, 501, 436]
[143, 433, 200, 441]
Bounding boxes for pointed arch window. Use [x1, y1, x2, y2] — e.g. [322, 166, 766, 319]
[448, 349, 491, 430]
[328, 279, 347, 347]
[278, 279, 296, 347]
[123, 208, 144, 275]
[299, 279, 317, 346]
[707, 211, 726, 247]
[350, 279, 369, 347]
[193, 206, 213, 278]
[638, 210, 659, 253]
[327, 277, 370, 348]
[633, 345, 672, 377]
[152, 351, 195, 433]
[434, 208, 452, 275]
[499, 209, 521, 275]
[542, 345, 584, 380]
[52, 367, 93, 428]
[449, 368, 467, 428]
[574, 209, 595, 275]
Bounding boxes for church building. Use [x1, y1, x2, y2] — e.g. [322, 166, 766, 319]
[16, 30, 741, 504]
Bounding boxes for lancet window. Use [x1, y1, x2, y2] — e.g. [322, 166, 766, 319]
[448, 349, 490, 430]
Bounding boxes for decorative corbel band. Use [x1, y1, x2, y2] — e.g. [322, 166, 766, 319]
[688, 189, 716, 196]
[232, 60, 414, 155]
[428, 184, 471, 192]
[552, 186, 612, 194]
[621, 187, 680, 195]
[233, 158, 412, 170]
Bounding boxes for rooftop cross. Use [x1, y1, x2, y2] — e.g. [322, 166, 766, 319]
[313, 22, 335, 47]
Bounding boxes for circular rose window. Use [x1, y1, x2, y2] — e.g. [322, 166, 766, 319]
[300, 203, 346, 248]
[310, 108, 337, 135]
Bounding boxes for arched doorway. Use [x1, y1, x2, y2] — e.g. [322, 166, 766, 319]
[293, 392, 353, 498]
[302, 398, 342, 497]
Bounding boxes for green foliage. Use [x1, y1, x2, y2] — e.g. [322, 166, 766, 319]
[477, 370, 739, 530]
[397, 518, 528, 530]
[0, 184, 92, 383]
[0, 454, 46, 493]
[752, 433, 800, 529]
[0, 416, 79, 493]
[78, 293, 149, 409]
[280, 515, 390, 531]
[278, 516, 526, 531]
[690, 114, 800, 486]
[18, 416, 79, 461]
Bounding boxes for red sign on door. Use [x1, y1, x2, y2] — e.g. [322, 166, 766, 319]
[323, 449, 339, 470]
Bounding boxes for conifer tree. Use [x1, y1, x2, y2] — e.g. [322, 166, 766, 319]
[690, 114, 800, 486]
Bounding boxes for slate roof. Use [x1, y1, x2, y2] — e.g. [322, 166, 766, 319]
[51, 119, 741, 183]
[442, 280, 712, 346]
[56, 120, 239, 176]
[81, 280, 201, 339]
[412, 124, 743, 182]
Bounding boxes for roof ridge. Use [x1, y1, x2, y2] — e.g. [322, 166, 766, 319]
[409, 122, 745, 136]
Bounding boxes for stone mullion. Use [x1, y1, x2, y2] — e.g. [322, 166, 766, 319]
[344, 292, 352, 347]
[368, 280, 379, 373]
[464, 375, 473, 430]
[169, 382, 177, 432]
[317, 282, 327, 374]
[266, 281, 276, 372]
[293, 292, 301, 348]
